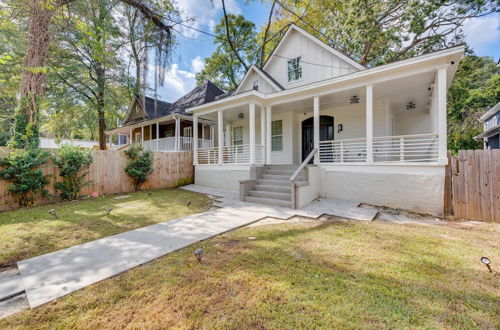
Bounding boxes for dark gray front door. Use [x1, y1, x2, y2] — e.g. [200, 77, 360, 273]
[302, 116, 334, 162]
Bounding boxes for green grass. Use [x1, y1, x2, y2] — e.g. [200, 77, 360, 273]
[1, 219, 499, 328]
[0, 188, 212, 267]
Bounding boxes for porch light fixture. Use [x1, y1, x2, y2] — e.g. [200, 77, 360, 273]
[481, 257, 492, 273]
[238, 112, 244, 119]
[350, 95, 360, 104]
[337, 124, 343, 133]
[406, 101, 416, 110]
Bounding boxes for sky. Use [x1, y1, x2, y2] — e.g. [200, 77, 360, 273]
[154, 0, 500, 103]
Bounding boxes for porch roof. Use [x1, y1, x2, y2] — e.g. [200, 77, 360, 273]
[105, 113, 214, 135]
[186, 45, 464, 115]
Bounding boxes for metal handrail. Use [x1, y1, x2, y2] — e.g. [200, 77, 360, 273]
[290, 148, 317, 182]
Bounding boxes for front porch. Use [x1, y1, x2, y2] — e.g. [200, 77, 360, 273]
[187, 63, 452, 216]
[192, 67, 448, 167]
[106, 114, 214, 152]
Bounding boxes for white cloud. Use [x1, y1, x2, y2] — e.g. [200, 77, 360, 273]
[462, 14, 500, 55]
[153, 63, 197, 102]
[191, 56, 205, 73]
[175, 0, 241, 37]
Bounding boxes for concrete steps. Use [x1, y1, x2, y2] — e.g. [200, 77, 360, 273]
[244, 165, 306, 207]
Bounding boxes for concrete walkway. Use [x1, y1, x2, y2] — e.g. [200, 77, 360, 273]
[15, 185, 377, 309]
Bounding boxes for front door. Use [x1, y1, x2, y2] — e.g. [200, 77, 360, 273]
[302, 116, 334, 162]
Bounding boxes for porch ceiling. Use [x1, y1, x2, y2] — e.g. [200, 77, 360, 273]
[271, 70, 435, 114]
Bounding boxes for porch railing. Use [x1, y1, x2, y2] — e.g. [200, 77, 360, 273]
[319, 137, 367, 163]
[197, 144, 264, 164]
[143, 137, 213, 152]
[319, 133, 439, 164]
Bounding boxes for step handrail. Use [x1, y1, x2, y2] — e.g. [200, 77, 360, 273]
[290, 148, 318, 182]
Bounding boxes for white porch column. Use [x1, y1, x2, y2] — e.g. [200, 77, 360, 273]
[129, 128, 132, 144]
[366, 84, 374, 163]
[218, 110, 224, 165]
[437, 67, 448, 162]
[156, 123, 159, 151]
[141, 125, 144, 144]
[210, 124, 215, 147]
[175, 117, 180, 151]
[193, 116, 198, 165]
[108, 134, 112, 150]
[261, 106, 266, 164]
[313, 96, 320, 164]
[249, 103, 256, 165]
[266, 105, 272, 164]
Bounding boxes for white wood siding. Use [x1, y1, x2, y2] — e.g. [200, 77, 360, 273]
[265, 30, 359, 89]
[237, 71, 279, 94]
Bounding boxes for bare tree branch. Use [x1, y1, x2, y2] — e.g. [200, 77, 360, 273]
[221, 0, 249, 71]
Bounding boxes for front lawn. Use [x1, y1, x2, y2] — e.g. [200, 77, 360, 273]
[2, 218, 498, 328]
[0, 188, 212, 267]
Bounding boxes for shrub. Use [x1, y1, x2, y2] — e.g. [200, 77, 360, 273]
[0, 148, 50, 207]
[54, 145, 93, 201]
[124, 144, 154, 191]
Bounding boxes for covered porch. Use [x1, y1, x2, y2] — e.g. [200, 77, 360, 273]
[192, 67, 449, 167]
[106, 114, 215, 152]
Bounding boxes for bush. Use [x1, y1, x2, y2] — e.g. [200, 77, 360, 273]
[54, 145, 93, 201]
[0, 148, 50, 207]
[124, 144, 154, 191]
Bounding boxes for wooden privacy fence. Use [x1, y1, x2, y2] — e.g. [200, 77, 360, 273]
[446, 150, 500, 222]
[0, 150, 193, 212]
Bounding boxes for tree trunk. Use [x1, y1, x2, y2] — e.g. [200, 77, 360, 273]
[11, 0, 57, 148]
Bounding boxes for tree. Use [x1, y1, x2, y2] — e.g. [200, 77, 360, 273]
[195, 14, 259, 91]
[270, 0, 498, 67]
[49, 0, 126, 149]
[447, 55, 500, 153]
[10, 0, 175, 149]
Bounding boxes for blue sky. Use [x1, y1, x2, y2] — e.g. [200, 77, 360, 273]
[156, 0, 500, 103]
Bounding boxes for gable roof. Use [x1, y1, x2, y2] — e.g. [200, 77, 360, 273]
[262, 24, 365, 72]
[123, 80, 225, 126]
[479, 102, 500, 122]
[234, 65, 284, 94]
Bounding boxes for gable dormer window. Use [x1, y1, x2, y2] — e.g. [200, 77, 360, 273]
[252, 80, 259, 91]
[287, 56, 302, 82]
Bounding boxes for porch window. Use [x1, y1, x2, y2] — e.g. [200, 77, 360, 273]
[135, 132, 141, 143]
[287, 57, 302, 82]
[271, 120, 283, 151]
[233, 126, 243, 145]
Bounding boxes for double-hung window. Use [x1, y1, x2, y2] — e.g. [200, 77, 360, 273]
[271, 120, 283, 151]
[287, 56, 302, 82]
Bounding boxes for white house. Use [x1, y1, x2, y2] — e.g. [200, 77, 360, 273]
[185, 24, 464, 216]
[474, 102, 500, 149]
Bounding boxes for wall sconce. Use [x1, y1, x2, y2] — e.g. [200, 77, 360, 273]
[337, 124, 343, 133]
[238, 112, 244, 119]
[350, 95, 360, 104]
[406, 101, 416, 110]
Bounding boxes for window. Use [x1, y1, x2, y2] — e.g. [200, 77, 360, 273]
[183, 127, 192, 138]
[271, 120, 283, 151]
[165, 131, 173, 138]
[233, 126, 243, 145]
[135, 132, 141, 143]
[252, 80, 259, 91]
[287, 56, 302, 82]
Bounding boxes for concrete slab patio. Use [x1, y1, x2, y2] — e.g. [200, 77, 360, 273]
[17, 185, 377, 309]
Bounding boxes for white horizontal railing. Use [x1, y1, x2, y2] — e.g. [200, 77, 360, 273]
[143, 137, 213, 152]
[319, 137, 367, 163]
[197, 144, 264, 165]
[373, 133, 439, 163]
[319, 133, 439, 164]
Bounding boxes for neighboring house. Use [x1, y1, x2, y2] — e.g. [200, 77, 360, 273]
[474, 102, 500, 149]
[40, 137, 103, 149]
[184, 24, 464, 216]
[106, 80, 225, 151]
